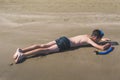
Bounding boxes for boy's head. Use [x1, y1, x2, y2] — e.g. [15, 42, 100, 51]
[91, 29, 104, 42]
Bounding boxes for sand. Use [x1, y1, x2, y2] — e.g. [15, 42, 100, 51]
[0, 0, 120, 80]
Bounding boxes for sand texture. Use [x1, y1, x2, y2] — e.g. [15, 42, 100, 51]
[0, 0, 120, 80]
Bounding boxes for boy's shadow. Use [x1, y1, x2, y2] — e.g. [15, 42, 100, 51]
[18, 41, 119, 64]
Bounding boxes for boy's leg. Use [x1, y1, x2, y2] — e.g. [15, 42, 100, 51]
[15, 44, 59, 63]
[22, 44, 59, 57]
[13, 41, 56, 59]
[40, 41, 56, 48]
[21, 41, 56, 53]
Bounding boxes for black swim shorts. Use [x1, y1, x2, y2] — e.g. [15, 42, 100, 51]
[55, 36, 71, 51]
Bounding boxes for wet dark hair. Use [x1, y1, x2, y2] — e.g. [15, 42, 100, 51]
[91, 29, 104, 38]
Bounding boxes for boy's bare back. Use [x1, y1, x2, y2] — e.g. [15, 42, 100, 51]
[69, 35, 90, 47]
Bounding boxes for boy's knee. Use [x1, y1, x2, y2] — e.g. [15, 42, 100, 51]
[32, 44, 40, 48]
[40, 44, 45, 47]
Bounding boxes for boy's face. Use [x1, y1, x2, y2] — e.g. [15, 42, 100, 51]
[95, 37, 101, 42]
[92, 36, 102, 43]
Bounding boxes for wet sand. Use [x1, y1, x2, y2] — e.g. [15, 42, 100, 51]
[0, 0, 120, 80]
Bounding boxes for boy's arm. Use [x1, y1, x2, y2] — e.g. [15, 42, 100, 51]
[101, 38, 111, 42]
[87, 39, 110, 50]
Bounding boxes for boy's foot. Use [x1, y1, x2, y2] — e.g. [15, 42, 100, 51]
[13, 48, 20, 59]
[15, 51, 24, 64]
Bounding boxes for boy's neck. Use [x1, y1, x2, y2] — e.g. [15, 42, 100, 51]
[89, 36, 98, 43]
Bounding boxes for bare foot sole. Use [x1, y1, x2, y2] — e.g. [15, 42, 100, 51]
[15, 51, 24, 64]
[13, 48, 20, 59]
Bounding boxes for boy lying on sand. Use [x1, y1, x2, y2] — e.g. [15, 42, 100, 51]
[13, 29, 111, 63]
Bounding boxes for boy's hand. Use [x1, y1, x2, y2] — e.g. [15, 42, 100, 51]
[101, 38, 111, 42]
[103, 43, 111, 50]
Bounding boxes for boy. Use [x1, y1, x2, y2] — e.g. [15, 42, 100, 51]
[13, 29, 111, 63]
